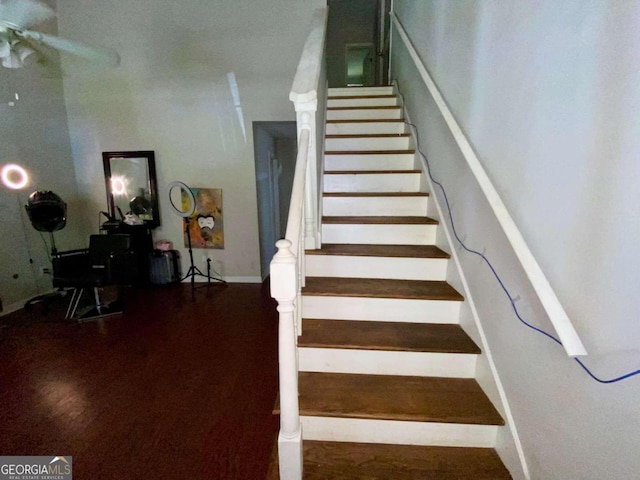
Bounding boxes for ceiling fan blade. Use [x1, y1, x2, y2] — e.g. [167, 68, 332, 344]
[0, 0, 54, 29]
[21, 30, 120, 67]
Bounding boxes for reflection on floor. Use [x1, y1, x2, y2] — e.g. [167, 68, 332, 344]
[0, 282, 279, 480]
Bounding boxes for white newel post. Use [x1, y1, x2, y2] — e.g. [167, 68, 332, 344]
[270, 239, 303, 480]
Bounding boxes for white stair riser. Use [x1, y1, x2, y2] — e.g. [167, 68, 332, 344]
[302, 296, 461, 323]
[299, 348, 476, 378]
[324, 173, 421, 193]
[327, 108, 402, 121]
[323, 196, 428, 217]
[327, 97, 399, 108]
[322, 223, 437, 245]
[326, 136, 411, 151]
[325, 153, 415, 171]
[329, 87, 394, 96]
[301, 417, 498, 448]
[305, 255, 447, 281]
[326, 122, 406, 135]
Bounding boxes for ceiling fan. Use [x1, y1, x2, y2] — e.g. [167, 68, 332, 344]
[0, 0, 119, 69]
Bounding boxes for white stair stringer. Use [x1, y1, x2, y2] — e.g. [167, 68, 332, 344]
[324, 171, 421, 193]
[305, 254, 447, 280]
[324, 152, 415, 171]
[326, 135, 411, 151]
[327, 107, 403, 121]
[322, 222, 437, 245]
[323, 194, 428, 217]
[302, 295, 461, 324]
[326, 121, 406, 136]
[328, 86, 394, 96]
[301, 417, 498, 448]
[327, 97, 399, 108]
[298, 348, 476, 378]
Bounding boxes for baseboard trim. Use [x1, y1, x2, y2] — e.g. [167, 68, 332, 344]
[183, 276, 263, 284]
[224, 276, 263, 283]
[0, 289, 57, 317]
[1, 300, 26, 317]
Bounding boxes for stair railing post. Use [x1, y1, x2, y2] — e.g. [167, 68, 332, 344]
[270, 239, 303, 480]
[294, 105, 319, 251]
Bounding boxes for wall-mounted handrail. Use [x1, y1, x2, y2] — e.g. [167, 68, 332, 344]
[390, 13, 587, 358]
[270, 7, 328, 480]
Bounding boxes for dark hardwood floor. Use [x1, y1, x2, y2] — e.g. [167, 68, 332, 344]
[0, 283, 279, 480]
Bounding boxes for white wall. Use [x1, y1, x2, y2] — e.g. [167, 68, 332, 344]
[392, 1, 640, 479]
[0, 2, 81, 313]
[57, 0, 324, 282]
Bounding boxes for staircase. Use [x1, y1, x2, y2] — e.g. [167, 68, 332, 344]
[270, 86, 512, 479]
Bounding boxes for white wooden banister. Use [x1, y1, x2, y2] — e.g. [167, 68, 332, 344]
[271, 239, 302, 479]
[290, 7, 328, 251]
[270, 7, 328, 479]
[391, 12, 587, 357]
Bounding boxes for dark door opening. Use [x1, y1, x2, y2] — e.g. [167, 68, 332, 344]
[253, 122, 297, 280]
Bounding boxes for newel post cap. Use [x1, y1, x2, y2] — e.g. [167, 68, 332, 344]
[270, 239, 298, 300]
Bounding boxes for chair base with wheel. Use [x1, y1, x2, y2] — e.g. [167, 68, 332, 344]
[53, 234, 137, 322]
[64, 287, 124, 322]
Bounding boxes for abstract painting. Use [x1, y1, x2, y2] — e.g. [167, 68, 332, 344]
[182, 187, 224, 249]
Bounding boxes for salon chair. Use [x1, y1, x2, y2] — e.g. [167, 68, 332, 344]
[53, 234, 138, 321]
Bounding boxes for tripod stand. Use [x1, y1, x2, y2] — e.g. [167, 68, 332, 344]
[183, 216, 226, 297]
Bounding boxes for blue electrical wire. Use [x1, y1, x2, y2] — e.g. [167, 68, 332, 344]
[393, 81, 640, 384]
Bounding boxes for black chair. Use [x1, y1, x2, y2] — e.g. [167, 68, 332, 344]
[53, 234, 138, 321]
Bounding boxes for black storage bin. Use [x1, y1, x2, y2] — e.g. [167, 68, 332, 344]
[149, 249, 182, 285]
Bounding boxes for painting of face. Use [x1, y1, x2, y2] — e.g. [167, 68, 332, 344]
[182, 187, 224, 249]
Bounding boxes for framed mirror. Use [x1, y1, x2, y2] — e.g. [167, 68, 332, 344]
[102, 150, 160, 228]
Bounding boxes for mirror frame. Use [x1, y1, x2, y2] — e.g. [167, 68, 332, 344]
[102, 150, 160, 228]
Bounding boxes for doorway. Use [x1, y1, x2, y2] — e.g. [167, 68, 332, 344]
[252, 122, 297, 280]
[326, 0, 390, 87]
[345, 43, 375, 86]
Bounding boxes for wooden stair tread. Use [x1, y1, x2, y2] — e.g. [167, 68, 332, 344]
[328, 106, 401, 110]
[301, 442, 512, 480]
[299, 319, 480, 354]
[302, 277, 463, 301]
[266, 441, 512, 480]
[289, 372, 503, 425]
[322, 216, 438, 225]
[328, 94, 397, 99]
[325, 150, 416, 155]
[327, 118, 405, 123]
[326, 133, 410, 138]
[324, 192, 429, 197]
[306, 243, 448, 258]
